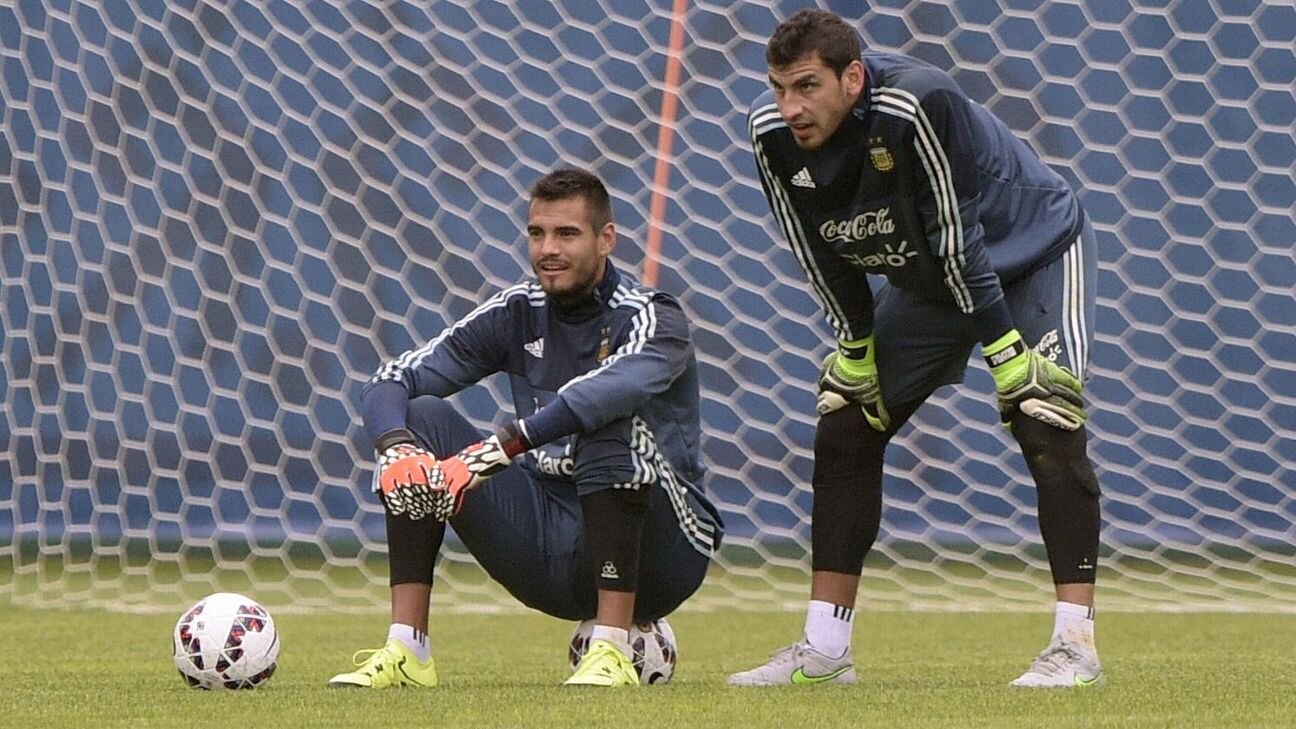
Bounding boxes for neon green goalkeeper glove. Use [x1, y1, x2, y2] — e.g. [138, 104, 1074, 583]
[816, 336, 890, 431]
[984, 329, 1087, 430]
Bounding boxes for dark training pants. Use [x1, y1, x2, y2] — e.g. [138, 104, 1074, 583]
[385, 396, 713, 621]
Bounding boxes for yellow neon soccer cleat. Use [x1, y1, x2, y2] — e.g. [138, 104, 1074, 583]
[328, 638, 438, 688]
[564, 639, 641, 687]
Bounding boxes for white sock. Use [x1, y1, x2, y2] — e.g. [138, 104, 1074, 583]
[1051, 601, 1096, 653]
[590, 625, 632, 659]
[388, 623, 430, 663]
[804, 599, 854, 659]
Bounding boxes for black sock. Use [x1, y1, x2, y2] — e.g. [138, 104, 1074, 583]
[581, 487, 650, 593]
[1013, 414, 1101, 584]
[810, 401, 919, 573]
[385, 509, 446, 586]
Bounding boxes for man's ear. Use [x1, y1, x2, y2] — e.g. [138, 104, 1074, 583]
[599, 222, 617, 256]
[843, 59, 866, 97]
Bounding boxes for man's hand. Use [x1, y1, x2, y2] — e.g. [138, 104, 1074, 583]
[817, 336, 889, 431]
[984, 329, 1087, 430]
[374, 434, 442, 519]
[425, 422, 529, 520]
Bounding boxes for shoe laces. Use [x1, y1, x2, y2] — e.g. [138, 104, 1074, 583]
[575, 641, 632, 676]
[584, 640, 628, 664]
[766, 639, 813, 666]
[1028, 641, 1083, 676]
[350, 643, 398, 673]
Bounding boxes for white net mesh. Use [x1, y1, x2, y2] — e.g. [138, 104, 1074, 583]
[2, 1, 1294, 613]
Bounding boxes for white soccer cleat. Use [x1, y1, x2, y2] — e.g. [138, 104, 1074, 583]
[1010, 640, 1104, 688]
[727, 638, 856, 686]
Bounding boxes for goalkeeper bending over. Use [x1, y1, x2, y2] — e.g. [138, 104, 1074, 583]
[330, 167, 722, 688]
[730, 10, 1103, 688]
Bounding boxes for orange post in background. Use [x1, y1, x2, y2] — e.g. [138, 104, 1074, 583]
[643, 0, 689, 288]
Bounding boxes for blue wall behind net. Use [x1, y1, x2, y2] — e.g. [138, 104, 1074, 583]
[2, 0, 1293, 551]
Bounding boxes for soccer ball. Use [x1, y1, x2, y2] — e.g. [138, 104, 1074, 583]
[172, 592, 279, 690]
[568, 617, 677, 684]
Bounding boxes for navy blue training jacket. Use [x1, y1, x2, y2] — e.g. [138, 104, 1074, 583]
[749, 51, 1085, 346]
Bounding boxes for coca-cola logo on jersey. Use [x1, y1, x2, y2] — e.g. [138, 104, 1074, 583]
[819, 208, 896, 243]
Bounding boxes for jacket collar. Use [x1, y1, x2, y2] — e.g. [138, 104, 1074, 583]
[594, 259, 620, 304]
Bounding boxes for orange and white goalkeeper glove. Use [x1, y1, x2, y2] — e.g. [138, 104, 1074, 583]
[423, 422, 529, 520]
[374, 430, 441, 519]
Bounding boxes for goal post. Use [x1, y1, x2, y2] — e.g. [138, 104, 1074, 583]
[3, 1, 1294, 614]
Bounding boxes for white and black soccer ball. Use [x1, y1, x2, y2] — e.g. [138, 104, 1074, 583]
[568, 617, 677, 684]
[172, 592, 279, 690]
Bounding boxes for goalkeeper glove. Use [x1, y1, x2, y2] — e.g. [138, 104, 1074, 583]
[984, 329, 1087, 431]
[816, 336, 890, 431]
[424, 422, 529, 520]
[374, 429, 442, 520]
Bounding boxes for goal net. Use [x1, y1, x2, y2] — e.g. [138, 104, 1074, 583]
[3, 1, 1293, 613]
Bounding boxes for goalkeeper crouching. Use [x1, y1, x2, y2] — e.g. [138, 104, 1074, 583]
[330, 167, 722, 688]
[731, 11, 1104, 688]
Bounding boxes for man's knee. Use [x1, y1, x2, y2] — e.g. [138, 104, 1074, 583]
[571, 417, 642, 487]
[813, 406, 892, 490]
[406, 395, 456, 420]
[405, 396, 480, 457]
[1012, 415, 1101, 498]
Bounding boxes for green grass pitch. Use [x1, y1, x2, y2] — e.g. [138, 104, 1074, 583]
[2, 600, 1294, 728]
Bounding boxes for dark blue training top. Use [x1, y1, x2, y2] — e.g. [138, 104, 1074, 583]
[749, 50, 1085, 346]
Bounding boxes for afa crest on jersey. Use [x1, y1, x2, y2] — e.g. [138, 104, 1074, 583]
[597, 326, 612, 362]
[870, 145, 894, 172]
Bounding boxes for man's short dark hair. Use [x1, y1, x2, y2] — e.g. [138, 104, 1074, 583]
[529, 167, 613, 232]
[766, 9, 862, 75]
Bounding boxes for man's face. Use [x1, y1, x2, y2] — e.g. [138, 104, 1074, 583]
[768, 53, 865, 150]
[527, 195, 614, 303]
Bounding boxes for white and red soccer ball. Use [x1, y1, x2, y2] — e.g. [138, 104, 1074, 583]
[172, 592, 279, 690]
[568, 617, 677, 684]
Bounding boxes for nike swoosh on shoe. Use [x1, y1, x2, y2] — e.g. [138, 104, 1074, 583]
[790, 665, 851, 685]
